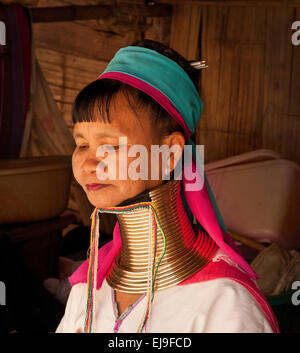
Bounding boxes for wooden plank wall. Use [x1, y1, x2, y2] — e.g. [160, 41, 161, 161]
[198, 5, 300, 164]
[32, 1, 299, 166]
[33, 0, 171, 133]
[34, 47, 108, 128]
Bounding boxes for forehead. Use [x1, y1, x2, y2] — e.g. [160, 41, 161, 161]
[73, 91, 153, 140]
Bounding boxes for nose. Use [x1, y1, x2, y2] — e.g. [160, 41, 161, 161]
[80, 149, 103, 175]
[82, 156, 98, 175]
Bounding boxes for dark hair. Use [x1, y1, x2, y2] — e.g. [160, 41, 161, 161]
[72, 39, 200, 138]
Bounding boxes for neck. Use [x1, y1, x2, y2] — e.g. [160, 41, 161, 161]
[104, 180, 217, 293]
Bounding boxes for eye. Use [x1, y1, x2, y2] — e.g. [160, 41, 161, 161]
[97, 145, 118, 153]
[78, 145, 88, 150]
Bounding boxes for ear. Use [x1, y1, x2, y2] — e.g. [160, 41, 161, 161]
[160, 131, 185, 176]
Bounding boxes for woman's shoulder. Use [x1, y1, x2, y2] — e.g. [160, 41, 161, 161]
[156, 269, 271, 332]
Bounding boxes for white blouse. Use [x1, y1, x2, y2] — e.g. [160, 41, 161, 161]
[56, 269, 273, 333]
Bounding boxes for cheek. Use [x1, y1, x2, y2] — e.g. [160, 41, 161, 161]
[116, 179, 148, 201]
[72, 152, 83, 184]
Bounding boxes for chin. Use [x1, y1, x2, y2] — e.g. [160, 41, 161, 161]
[85, 188, 125, 209]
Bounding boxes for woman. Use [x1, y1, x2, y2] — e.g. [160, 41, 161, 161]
[56, 40, 279, 333]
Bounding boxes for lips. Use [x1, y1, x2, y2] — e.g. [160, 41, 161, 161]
[86, 183, 109, 191]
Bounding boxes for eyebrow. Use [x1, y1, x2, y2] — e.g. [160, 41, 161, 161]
[73, 131, 120, 139]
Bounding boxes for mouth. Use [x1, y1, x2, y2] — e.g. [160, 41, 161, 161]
[86, 183, 109, 191]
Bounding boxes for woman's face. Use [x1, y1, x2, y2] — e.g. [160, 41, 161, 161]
[72, 91, 166, 208]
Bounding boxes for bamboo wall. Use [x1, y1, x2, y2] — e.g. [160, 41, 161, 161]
[198, 5, 300, 164]
[33, 0, 171, 131]
[32, 0, 300, 165]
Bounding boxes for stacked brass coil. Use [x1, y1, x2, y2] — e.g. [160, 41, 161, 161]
[105, 180, 217, 293]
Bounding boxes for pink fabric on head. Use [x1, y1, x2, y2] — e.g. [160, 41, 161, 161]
[69, 71, 258, 287]
[182, 155, 257, 279]
[98, 72, 257, 279]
